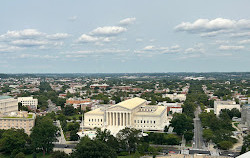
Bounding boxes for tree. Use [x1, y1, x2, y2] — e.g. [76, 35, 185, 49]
[218, 141, 233, 150]
[15, 152, 25, 158]
[116, 128, 141, 154]
[70, 130, 79, 141]
[203, 129, 214, 142]
[63, 105, 76, 116]
[95, 128, 111, 142]
[164, 126, 168, 132]
[0, 129, 29, 155]
[170, 113, 193, 135]
[165, 134, 181, 145]
[95, 128, 119, 152]
[30, 116, 59, 156]
[184, 131, 194, 142]
[50, 151, 69, 158]
[71, 136, 117, 158]
[67, 122, 80, 132]
[241, 134, 250, 154]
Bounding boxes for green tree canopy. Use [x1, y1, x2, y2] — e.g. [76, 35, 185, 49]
[30, 116, 59, 156]
[71, 136, 117, 158]
[170, 113, 193, 135]
[116, 128, 141, 154]
[0, 129, 29, 155]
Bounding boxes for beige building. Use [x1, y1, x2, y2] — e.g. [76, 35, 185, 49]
[0, 96, 18, 114]
[241, 104, 250, 130]
[214, 101, 241, 116]
[162, 93, 186, 101]
[18, 97, 38, 109]
[84, 97, 168, 134]
[0, 111, 36, 135]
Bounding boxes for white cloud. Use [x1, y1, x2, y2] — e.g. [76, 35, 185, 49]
[175, 18, 250, 36]
[135, 45, 181, 55]
[63, 49, 129, 58]
[19, 53, 59, 59]
[78, 34, 100, 42]
[46, 33, 70, 40]
[119, 17, 136, 25]
[90, 26, 127, 36]
[0, 29, 44, 40]
[219, 45, 245, 50]
[230, 32, 250, 37]
[136, 38, 143, 42]
[68, 16, 77, 21]
[238, 39, 250, 44]
[214, 40, 230, 44]
[11, 40, 48, 47]
[0, 45, 23, 53]
[0, 29, 70, 49]
[143, 45, 155, 50]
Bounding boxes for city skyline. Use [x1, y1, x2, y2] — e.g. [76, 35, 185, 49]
[1, 0, 250, 73]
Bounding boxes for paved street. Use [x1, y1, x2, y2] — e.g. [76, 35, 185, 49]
[47, 99, 59, 113]
[193, 106, 204, 149]
[54, 120, 67, 144]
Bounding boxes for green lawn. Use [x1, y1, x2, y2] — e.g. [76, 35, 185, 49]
[0, 153, 51, 158]
[118, 155, 137, 158]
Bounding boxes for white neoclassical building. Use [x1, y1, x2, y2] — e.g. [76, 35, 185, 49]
[84, 97, 168, 134]
[214, 100, 241, 116]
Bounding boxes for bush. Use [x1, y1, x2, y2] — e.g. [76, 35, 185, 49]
[119, 151, 129, 156]
[15, 152, 25, 158]
[51, 151, 69, 158]
[218, 141, 233, 150]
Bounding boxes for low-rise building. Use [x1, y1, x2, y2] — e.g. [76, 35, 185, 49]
[0, 96, 18, 114]
[0, 111, 36, 135]
[90, 84, 109, 89]
[18, 97, 38, 109]
[162, 93, 186, 101]
[214, 100, 241, 116]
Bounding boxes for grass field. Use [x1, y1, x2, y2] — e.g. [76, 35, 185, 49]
[0, 153, 51, 158]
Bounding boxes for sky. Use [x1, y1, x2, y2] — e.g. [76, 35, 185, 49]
[0, 0, 250, 73]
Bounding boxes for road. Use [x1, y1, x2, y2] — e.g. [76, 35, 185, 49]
[47, 99, 59, 113]
[54, 120, 67, 144]
[193, 106, 204, 149]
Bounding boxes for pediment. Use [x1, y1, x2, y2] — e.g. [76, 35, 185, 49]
[107, 105, 130, 112]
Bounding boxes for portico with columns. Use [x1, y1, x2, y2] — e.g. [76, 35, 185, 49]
[84, 97, 168, 134]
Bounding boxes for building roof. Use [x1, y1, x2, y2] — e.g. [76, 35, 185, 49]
[236, 151, 250, 158]
[135, 106, 166, 116]
[85, 108, 104, 115]
[0, 96, 12, 100]
[116, 97, 146, 110]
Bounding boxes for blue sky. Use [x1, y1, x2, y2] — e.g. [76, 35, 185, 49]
[0, 0, 250, 73]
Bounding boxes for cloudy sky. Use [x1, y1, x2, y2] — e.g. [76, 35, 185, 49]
[1, 0, 250, 73]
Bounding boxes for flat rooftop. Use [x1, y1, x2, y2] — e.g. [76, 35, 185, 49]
[0, 96, 12, 100]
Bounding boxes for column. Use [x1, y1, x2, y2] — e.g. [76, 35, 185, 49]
[114, 113, 116, 126]
[126, 113, 128, 126]
[121, 113, 123, 126]
[128, 113, 130, 126]
[119, 113, 122, 126]
[116, 113, 118, 126]
[117, 112, 119, 126]
[112, 112, 114, 126]
[123, 113, 125, 126]
[108, 112, 110, 125]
